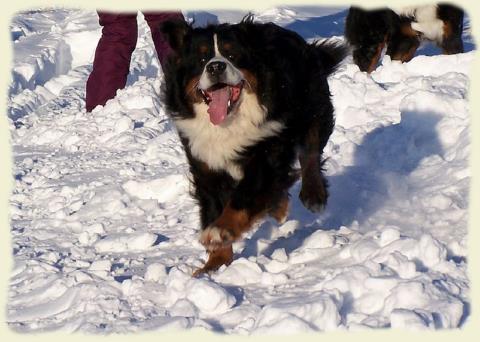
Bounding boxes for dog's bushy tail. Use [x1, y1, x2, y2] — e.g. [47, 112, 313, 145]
[311, 40, 348, 75]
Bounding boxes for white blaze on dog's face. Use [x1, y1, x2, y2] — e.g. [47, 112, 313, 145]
[174, 29, 283, 180]
[198, 34, 243, 90]
[197, 34, 245, 126]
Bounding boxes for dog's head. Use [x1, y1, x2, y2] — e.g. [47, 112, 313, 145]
[161, 19, 259, 125]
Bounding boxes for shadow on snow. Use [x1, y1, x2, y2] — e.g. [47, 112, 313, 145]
[241, 110, 444, 258]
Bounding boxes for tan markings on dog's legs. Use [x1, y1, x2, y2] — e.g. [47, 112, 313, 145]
[270, 195, 290, 224]
[199, 203, 267, 251]
[192, 244, 233, 277]
[440, 21, 462, 55]
[214, 205, 251, 240]
[199, 226, 225, 251]
[442, 21, 453, 42]
[366, 40, 386, 73]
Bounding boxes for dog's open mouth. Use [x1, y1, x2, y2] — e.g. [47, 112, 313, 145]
[199, 82, 243, 125]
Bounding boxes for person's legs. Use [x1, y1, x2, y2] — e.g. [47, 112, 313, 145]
[85, 12, 138, 112]
[143, 11, 185, 68]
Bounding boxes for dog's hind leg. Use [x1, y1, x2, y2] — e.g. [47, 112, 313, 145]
[269, 192, 290, 224]
[439, 21, 464, 54]
[299, 149, 328, 213]
[299, 108, 333, 213]
[437, 4, 464, 54]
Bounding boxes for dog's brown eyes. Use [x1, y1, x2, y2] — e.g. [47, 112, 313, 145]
[200, 57, 207, 64]
[228, 54, 235, 60]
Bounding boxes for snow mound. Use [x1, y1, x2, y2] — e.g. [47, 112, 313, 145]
[186, 279, 236, 315]
[94, 232, 158, 253]
[252, 292, 342, 333]
[123, 174, 188, 203]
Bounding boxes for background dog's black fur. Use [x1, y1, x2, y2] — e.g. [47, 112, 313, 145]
[345, 7, 397, 72]
[345, 4, 464, 72]
[437, 4, 464, 53]
[162, 18, 346, 231]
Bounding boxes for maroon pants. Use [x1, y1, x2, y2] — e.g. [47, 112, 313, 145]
[85, 11, 184, 112]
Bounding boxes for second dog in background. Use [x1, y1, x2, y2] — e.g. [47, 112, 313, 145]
[345, 4, 464, 73]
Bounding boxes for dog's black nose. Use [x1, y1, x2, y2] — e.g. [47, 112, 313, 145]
[206, 61, 226, 76]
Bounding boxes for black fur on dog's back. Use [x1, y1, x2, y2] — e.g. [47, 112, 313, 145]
[227, 19, 346, 125]
[239, 15, 346, 76]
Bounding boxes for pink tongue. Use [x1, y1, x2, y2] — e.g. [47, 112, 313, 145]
[207, 87, 230, 125]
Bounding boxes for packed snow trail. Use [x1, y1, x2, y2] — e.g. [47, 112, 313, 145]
[7, 8, 472, 333]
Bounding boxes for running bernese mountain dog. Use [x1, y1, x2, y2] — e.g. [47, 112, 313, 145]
[345, 4, 464, 73]
[160, 16, 346, 276]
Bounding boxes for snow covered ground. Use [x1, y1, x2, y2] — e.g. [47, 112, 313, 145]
[6, 6, 473, 333]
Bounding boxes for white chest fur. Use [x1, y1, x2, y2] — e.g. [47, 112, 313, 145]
[174, 92, 283, 180]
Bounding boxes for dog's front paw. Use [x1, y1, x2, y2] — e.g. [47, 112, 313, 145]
[199, 226, 235, 251]
[192, 245, 233, 277]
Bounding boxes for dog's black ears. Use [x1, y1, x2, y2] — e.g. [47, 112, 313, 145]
[161, 20, 190, 52]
